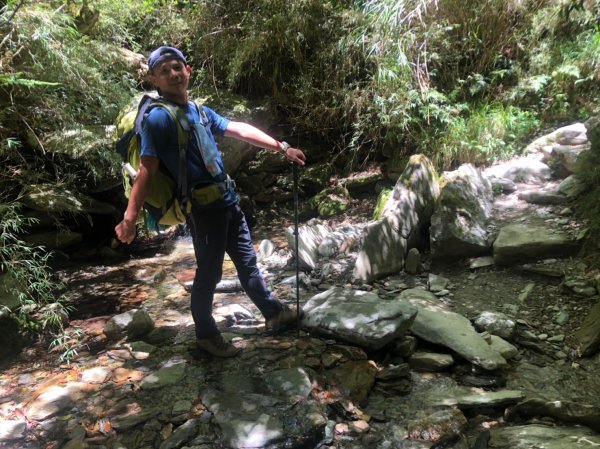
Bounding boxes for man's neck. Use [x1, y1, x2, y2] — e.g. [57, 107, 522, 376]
[161, 92, 189, 106]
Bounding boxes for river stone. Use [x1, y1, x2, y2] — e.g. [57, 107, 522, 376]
[408, 352, 454, 371]
[202, 388, 326, 449]
[435, 390, 524, 409]
[354, 154, 439, 283]
[518, 189, 568, 205]
[301, 287, 418, 350]
[353, 216, 406, 283]
[558, 175, 587, 199]
[509, 398, 600, 432]
[81, 367, 111, 384]
[552, 143, 590, 174]
[489, 424, 600, 448]
[404, 248, 421, 275]
[484, 157, 551, 185]
[264, 367, 313, 399]
[103, 308, 155, 340]
[398, 289, 507, 371]
[20, 183, 116, 215]
[327, 360, 377, 404]
[407, 408, 467, 442]
[430, 164, 493, 259]
[26, 382, 96, 421]
[285, 220, 332, 270]
[140, 361, 186, 390]
[159, 418, 198, 449]
[489, 335, 519, 360]
[493, 224, 580, 265]
[473, 311, 516, 340]
[0, 421, 26, 442]
[428, 273, 450, 293]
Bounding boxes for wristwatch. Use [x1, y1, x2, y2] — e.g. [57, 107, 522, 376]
[279, 141, 291, 154]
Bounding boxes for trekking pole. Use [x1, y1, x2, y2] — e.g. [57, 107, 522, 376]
[293, 162, 300, 338]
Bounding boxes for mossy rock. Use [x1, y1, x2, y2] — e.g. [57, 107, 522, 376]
[318, 194, 349, 218]
[300, 164, 334, 194]
[372, 188, 392, 220]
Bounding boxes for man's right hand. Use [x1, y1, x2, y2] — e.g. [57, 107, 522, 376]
[115, 217, 137, 244]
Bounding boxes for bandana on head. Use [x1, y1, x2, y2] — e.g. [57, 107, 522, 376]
[147, 46, 187, 72]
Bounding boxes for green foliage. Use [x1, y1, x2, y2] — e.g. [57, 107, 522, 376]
[434, 103, 539, 168]
[0, 201, 68, 334]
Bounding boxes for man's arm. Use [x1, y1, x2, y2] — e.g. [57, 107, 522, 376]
[224, 121, 306, 166]
[114, 156, 160, 244]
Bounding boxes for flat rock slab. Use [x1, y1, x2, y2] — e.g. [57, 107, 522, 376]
[493, 224, 580, 265]
[302, 287, 418, 351]
[435, 390, 525, 409]
[510, 398, 600, 432]
[489, 424, 600, 448]
[398, 289, 507, 371]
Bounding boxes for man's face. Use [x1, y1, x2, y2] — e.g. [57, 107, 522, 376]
[149, 58, 191, 98]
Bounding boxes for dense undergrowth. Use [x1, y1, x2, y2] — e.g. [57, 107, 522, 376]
[1, 0, 600, 355]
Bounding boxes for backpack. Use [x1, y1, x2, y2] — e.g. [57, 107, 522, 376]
[116, 94, 192, 229]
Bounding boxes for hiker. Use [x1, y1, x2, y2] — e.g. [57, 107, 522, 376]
[114, 46, 306, 357]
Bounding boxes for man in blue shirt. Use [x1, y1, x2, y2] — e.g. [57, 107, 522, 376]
[115, 46, 306, 357]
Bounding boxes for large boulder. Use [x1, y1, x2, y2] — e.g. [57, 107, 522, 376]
[353, 155, 439, 283]
[301, 287, 418, 350]
[430, 164, 493, 258]
[493, 224, 581, 265]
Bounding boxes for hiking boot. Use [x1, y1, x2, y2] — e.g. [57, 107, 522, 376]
[196, 334, 241, 358]
[265, 305, 302, 333]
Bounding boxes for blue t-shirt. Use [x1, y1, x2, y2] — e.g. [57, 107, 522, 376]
[140, 99, 237, 207]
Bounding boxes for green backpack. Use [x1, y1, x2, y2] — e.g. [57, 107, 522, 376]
[116, 94, 192, 228]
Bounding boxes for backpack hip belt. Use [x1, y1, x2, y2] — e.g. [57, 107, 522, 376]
[191, 175, 236, 206]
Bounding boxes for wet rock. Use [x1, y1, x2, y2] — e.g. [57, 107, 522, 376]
[431, 164, 493, 259]
[490, 177, 517, 194]
[140, 360, 187, 390]
[459, 374, 506, 388]
[391, 335, 418, 357]
[327, 360, 378, 404]
[489, 424, 600, 448]
[473, 311, 516, 340]
[376, 363, 410, 381]
[302, 287, 418, 350]
[111, 404, 161, 431]
[409, 352, 454, 372]
[399, 289, 507, 371]
[508, 398, 600, 432]
[493, 224, 580, 265]
[469, 256, 494, 269]
[407, 408, 467, 442]
[264, 367, 313, 399]
[103, 308, 155, 340]
[159, 418, 198, 449]
[436, 389, 525, 410]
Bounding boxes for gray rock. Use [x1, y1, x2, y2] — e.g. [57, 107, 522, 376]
[436, 390, 524, 409]
[264, 367, 313, 399]
[22, 229, 83, 250]
[469, 256, 495, 269]
[256, 239, 275, 262]
[428, 273, 450, 293]
[159, 418, 198, 449]
[354, 155, 439, 283]
[302, 287, 418, 350]
[0, 421, 26, 442]
[26, 383, 94, 421]
[509, 398, 600, 432]
[558, 175, 587, 199]
[473, 311, 516, 340]
[493, 224, 580, 265]
[141, 361, 187, 390]
[285, 220, 332, 270]
[431, 164, 493, 258]
[409, 352, 455, 371]
[20, 183, 116, 215]
[103, 308, 155, 340]
[518, 189, 568, 205]
[489, 424, 600, 448]
[404, 248, 421, 275]
[489, 335, 519, 360]
[399, 289, 507, 370]
[407, 408, 467, 442]
[484, 157, 551, 185]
